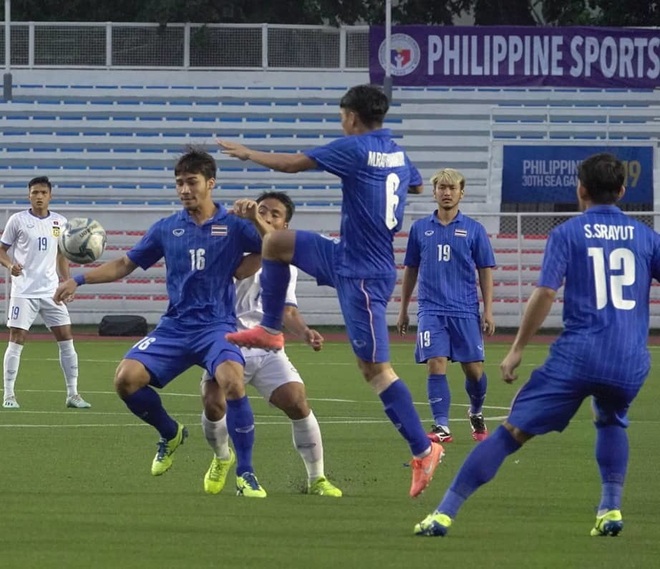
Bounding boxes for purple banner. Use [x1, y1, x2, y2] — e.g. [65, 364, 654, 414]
[369, 26, 660, 88]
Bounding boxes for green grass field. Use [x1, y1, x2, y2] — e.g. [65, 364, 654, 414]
[1, 338, 659, 569]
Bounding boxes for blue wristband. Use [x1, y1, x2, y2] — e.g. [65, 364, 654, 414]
[73, 274, 86, 286]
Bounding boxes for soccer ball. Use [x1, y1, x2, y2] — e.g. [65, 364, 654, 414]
[58, 218, 107, 264]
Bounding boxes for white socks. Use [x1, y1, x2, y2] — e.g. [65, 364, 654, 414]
[3, 342, 24, 399]
[202, 412, 231, 460]
[292, 411, 325, 482]
[58, 340, 79, 397]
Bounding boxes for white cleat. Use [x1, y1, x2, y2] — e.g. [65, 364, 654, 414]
[3, 397, 20, 409]
[66, 394, 91, 409]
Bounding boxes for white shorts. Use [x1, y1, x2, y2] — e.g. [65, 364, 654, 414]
[202, 348, 304, 401]
[6, 297, 71, 330]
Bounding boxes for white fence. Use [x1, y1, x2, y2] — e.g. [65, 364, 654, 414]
[3, 207, 660, 330]
[0, 22, 369, 69]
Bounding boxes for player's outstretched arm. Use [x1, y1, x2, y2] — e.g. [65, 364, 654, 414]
[217, 140, 316, 173]
[500, 286, 556, 382]
[56, 250, 71, 282]
[408, 184, 424, 194]
[397, 265, 419, 335]
[53, 255, 138, 304]
[232, 199, 273, 238]
[234, 253, 261, 280]
[283, 305, 323, 351]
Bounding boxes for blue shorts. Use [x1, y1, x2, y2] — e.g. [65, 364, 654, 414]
[123, 320, 244, 388]
[292, 231, 394, 363]
[507, 365, 641, 435]
[415, 313, 484, 364]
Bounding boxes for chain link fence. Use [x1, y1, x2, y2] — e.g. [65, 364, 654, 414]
[0, 22, 370, 69]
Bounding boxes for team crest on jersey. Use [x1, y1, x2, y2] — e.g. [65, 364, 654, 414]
[211, 225, 228, 237]
[454, 229, 468, 237]
[52, 224, 61, 237]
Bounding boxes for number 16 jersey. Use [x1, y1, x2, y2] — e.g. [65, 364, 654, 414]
[538, 204, 660, 387]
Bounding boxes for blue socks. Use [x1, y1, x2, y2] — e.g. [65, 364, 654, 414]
[379, 379, 429, 456]
[438, 425, 521, 518]
[595, 424, 628, 511]
[226, 396, 256, 476]
[427, 374, 451, 427]
[122, 386, 178, 440]
[466, 373, 488, 414]
[259, 259, 290, 330]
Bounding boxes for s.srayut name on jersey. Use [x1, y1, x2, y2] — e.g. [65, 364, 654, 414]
[583, 223, 635, 240]
[367, 151, 405, 168]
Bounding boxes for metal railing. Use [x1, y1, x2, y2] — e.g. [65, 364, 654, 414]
[0, 22, 370, 70]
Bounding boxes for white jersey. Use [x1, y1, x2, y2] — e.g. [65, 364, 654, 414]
[1, 209, 67, 298]
[235, 266, 298, 331]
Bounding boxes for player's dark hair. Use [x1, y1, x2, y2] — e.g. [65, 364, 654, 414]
[577, 153, 625, 205]
[175, 146, 216, 180]
[256, 191, 295, 222]
[340, 84, 389, 129]
[28, 176, 52, 191]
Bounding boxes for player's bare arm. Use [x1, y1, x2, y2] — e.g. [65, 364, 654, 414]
[217, 140, 317, 173]
[283, 305, 323, 351]
[0, 244, 22, 276]
[478, 266, 495, 336]
[53, 255, 139, 304]
[234, 253, 261, 280]
[397, 265, 419, 335]
[408, 184, 424, 194]
[500, 286, 556, 383]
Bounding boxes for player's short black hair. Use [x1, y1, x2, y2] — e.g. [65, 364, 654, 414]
[577, 153, 625, 205]
[340, 84, 389, 128]
[175, 146, 217, 180]
[28, 176, 52, 191]
[256, 191, 295, 222]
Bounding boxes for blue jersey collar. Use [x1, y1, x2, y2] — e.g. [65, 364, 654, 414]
[366, 128, 392, 137]
[177, 202, 228, 224]
[430, 210, 464, 225]
[584, 204, 622, 215]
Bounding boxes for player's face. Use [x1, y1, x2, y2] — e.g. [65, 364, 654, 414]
[340, 108, 358, 135]
[433, 182, 463, 210]
[175, 172, 214, 211]
[28, 184, 52, 213]
[257, 198, 289, 231]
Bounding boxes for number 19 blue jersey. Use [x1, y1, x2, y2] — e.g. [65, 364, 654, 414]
[304, 128, 422, 278]
[538, 205, 660, 387]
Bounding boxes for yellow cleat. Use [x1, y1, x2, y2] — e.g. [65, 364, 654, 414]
[414, 511, 452, 537]
[590, 510, 623, 537]
[308, 476, 343, 497]
[204, 449, 236, 494]
[151, 423, 188, 476]
[236, 472, 267, 498]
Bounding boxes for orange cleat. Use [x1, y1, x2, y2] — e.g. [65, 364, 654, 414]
[409, 441, 445, 498]
[225, 326, 284, 351]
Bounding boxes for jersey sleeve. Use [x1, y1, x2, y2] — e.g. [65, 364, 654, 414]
[285, 266, 298, 307]
[237, 219, 262, 254]
[537, 229, 568, 290]
[0, 215, 17, 247]
[126, 221, 164, 270]
[403, 222, 421, 267]
[472, 224, 496, 268]
[303, 136, 361, 178]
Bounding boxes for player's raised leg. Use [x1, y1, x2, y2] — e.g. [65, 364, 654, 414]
[225, 229, 296, 351]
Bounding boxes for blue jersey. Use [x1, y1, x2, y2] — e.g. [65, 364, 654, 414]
[538, 205, 660, 387]
[127, 204, 262, 328]
[404, 211, 496, 318]
[304, 129, 422, 278]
